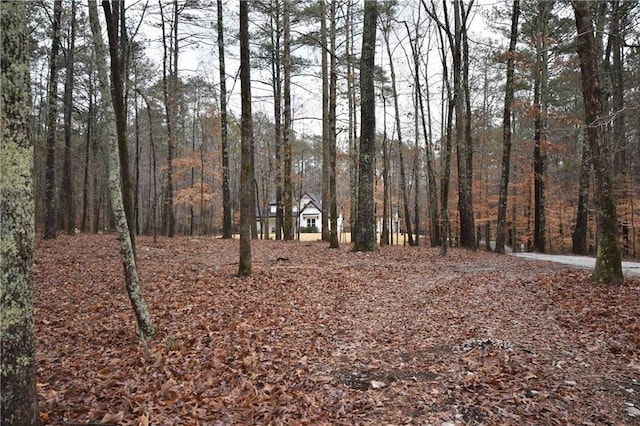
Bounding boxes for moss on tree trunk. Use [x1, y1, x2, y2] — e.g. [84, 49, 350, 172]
[1, 2, 40, 423]
[573, 1, 623, 284]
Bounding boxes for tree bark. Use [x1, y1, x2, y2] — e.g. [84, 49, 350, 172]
[610, 0, 627, 173]
[320, 0, 330, 242]
[216, 0, 232, 239]
[572, 0, 623, 284]
[283, 0, 294, 241]
[345, 0, 358, 243]
[0, 2, 40, 423]
[159, 0, 176, 237]
[89, 0, 155, 337]
[328, 0, 339, 249]
[454, 0, 475, 250]
[495, 0, 519, 254]
[572, 128, 590, 255]
[44, 0, 63, 240]
[238, 0, 253, 276]
[405, 19, 440, 247]
[269, 1, 283, 241]
[383, 19, 414, 246]
[82, 81, 94, 233]
[61, 0, 77, 235]
[353, 0, 378, 252]
[103, 0, 136, 251]
[533, 1, 550, 253]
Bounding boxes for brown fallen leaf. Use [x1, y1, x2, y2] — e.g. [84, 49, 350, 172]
[101, 411, 125, 423]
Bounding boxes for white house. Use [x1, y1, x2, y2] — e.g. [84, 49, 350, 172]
[256, 192, 343, 236]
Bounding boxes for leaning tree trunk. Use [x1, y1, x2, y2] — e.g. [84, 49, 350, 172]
[103, 0, 136, 251]
[1, 2, 40, 423]
[89, 0, 155, 337]
[496, 0, 519, 254]
[352, 0, 378, 252]
[572, 1, 623, 284]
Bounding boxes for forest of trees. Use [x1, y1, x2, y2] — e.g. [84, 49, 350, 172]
[3, 0, 640, 420]
[17, 0, 638, 263]
[7, 0, 640, 262]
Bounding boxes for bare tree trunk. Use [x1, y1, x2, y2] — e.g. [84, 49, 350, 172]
[238, 0, 253, 276]
[269, 1, 284, 241]
[353, 0, 378, 252]
[82, 86, 94, 233]
[572, 128, 590, 254]
[89, 0, 155, 338]
[217, 0, 232, 239]
[533, 1, 550, 253]
[572, 0, 623, 284]
[405, 19, 440, 247]
[159, 0, 176, 237]
[329, 0, 339, 249]
[345, 0, 358, 243]
[44, 0, 62, 240]
[0, 3, 40, 422]
[383, 19, 414, 246]
[320, 0, 330, 242]
[610, 0, 627, 173]
[103, 0, 136, 252]
[496, 0, 519, 254]
[381, 126, 390, 246]
[454, 0, 475, 250]
[283, 0, 294, 241]
[61, 0, 77, 235]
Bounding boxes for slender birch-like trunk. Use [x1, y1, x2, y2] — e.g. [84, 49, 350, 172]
[89, 0, 155, 337]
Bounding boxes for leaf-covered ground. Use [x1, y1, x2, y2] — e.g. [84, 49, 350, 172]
[35, 234, 640, 425]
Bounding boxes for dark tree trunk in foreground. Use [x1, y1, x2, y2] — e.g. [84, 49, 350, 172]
[238, 0, 253, 276]
[495, 0, 519, 254]
[572, 1, 623, 284]
[0, 2, 41, 423]
[89, 0, 155, 337]
[217, 0, 232, 239]
[533, 1, 551, 253]
[353, 0, 378, 252]
[44, 0, 63, 240]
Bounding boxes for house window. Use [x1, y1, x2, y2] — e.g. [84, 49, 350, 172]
[307, 218, 316, 228]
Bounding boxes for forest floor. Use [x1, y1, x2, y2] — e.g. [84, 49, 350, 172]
[34, 234, 640, 425]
